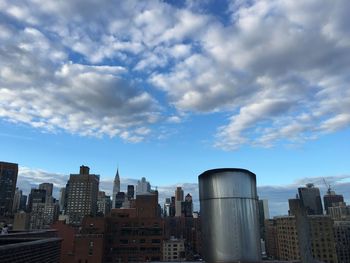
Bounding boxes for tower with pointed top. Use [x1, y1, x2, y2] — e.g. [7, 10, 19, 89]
[112, 169, 120, 209]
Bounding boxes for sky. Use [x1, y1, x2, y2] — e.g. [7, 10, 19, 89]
[1, 0, 350, 216]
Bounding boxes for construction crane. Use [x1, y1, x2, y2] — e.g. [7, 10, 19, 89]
[323, 178, 332, 195]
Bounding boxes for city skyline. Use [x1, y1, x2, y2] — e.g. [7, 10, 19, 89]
[1, 0, 350, 217]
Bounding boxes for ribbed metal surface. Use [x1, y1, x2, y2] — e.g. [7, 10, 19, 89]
[199, 168, 261, 263]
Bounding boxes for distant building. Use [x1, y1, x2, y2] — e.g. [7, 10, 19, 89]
[112, 168, 120, 209]
[19, 195, 27, 211]
[164, 198, 171, 217]
[97, 191, 111, 215]
[181, 193, 193, 217]
[265, 219, 279, 259]
[65, 165, 99, 225]
[13, 211, 30, 231]
[27, 188, 46, 212]
[259, 199, 270, 240]
[12, 187, 22, 213]
[328, 202, 350, 220]
[0, 161, 18, 217]
[39, 183, 53, 200]
[59, 187, 66, 212]
[323, 189, 344, 214]
[163, 237, 185, 261]
[30, 202, 59, 230]
[175, 187, 184, 217]
[114, 192, 125, 209]
[298, 183, 323, 215]
[136, 177, 151, 195]
[127, 184, 135, 200]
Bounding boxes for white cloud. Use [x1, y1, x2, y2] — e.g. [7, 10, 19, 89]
[1, 0, 350, 149]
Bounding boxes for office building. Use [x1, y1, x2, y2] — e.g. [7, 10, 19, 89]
[39, 183, 54, 203]
[114, 192, 125, 209]
[136, 177, 151, 195]
[0, 161, 18, 217]
[59, 187, 66, 212]
[27, 188, 46, 212]
[97, 191, 111, 215]
[265, 219, 279, 259]
[175, 187, 184, 217]
[19, 195, 27, 211]
[298, 183, 323, 215]
[181, 193, 193, 217]
[164, 198, 171, 217]
[112, 168, 120, 209]
[127, 184, 135, 200]
[65, 165, 99, 225]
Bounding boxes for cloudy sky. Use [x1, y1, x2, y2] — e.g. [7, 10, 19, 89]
[1, 0, 349, 216]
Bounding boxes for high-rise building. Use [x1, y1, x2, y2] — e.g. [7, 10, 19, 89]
[19, 194, 27, 211]
[164, 198, 171, 217]
[298, 183, 323, 215]
[127, 184, 135, 200]
[136, 177, 151, 195]
[39, 182, 53, 201]
[12, 187, 22, 213]
[323, 188, 344, 214]
[0, 161, 18, 217]
[65, 165, 99, 225]
[275, 215, 338, 263]
[27, 188, 46, 212]
[259, 199, 270, 241]
[59, 187, 66, 212]
[114, 192, 125, 209]
[175, 187, 184, 217]
[181, 193, 193, 217]
[112, 169, 120, 209]
[97, 191, 111, 215]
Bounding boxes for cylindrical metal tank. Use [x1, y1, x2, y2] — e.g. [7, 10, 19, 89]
[199, 168, 261, 263]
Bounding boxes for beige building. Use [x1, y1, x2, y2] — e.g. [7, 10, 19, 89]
[163, 237, 185, 261]
[273, 215, 338, 263]
[13, 211, 30, 231]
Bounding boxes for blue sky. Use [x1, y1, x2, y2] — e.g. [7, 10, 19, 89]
[1, 0, 350, 215]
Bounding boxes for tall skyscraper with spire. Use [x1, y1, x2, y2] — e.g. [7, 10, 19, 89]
[112, 168, 120, 209]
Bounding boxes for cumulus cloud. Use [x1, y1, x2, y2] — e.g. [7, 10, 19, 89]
[1, 0, 350, 148]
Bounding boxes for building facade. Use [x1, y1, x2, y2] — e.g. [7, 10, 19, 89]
[298, 183, 323, 215]
[163, 237, 185, 261]
[65, 165, 99, 225]
[0, 161, 18, 217]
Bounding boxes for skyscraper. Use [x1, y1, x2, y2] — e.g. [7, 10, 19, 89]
[298, 183, 323, 215]
[175, 187, 184, 217]
[127, 184, 135, 200]
[136, 177, 151, 195]
[66, 165, 99, 225]
[27, 188, 46, 212]
[39, 183, 54, 202]
[112, 168, 120, 209]
[0, 161, 18, 216]
[12, 187, 22, 213]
